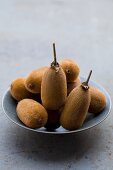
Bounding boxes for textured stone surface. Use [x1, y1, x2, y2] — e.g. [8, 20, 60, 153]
[0, 0, 113, 169]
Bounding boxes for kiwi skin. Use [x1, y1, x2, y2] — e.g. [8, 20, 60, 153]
[60, 69, 92, 130]
[10, 78, 40, 102]
[44, 110, 60, 130]
[25, 66, 48, 94]
[16, 99, 48, 129]
[88, 86, 106, 114]
[60, 59, 80, 82]
[41, 66, 67, 110]
[60, 85, 91, 130]
[67, 77, 81, 95]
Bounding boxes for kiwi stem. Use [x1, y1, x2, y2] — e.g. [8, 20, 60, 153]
[81, 70, 92, 90]
[53, 43, 57, 65]
[51, 43, 59, 71]
[85, 70, 92, 85]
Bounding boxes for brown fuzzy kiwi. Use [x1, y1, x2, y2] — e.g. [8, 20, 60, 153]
[67, 77, 81, 95]
[41, 43, 67, 110]
[60, 70, 92, 130]
[16, 99, 48, 128]
[44, 110, 61, 130]
[60, 59, 80, 82]
[10, 78, 40, 102]
[88, 86, 106, 114]
[25, 66, 48, 93]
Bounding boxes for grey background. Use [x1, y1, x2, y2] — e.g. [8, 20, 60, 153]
[0, 0, 113, 169]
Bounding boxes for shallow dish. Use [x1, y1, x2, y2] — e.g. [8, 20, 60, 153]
[2, 77, 111, 134]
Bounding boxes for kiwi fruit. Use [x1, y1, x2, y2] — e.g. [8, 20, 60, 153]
[16, 99, 48, 128]
[41, 43, 67, 110]
[25, 66, 48, 93]
[88, 86, 106, 114]
[44, 110, 60, 130]
[10, 77, 40, 102]
[60, 70, 92, 130]
[67, 77, 81, 95]
[60, 59, 80, 82]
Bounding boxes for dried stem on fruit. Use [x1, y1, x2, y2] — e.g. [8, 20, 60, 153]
[81, 70, 92, 90]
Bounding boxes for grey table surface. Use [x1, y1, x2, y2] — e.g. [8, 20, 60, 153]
[0, 0, 113, 170]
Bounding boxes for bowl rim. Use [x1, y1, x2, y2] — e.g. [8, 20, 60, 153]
[2, 77, 112, 134]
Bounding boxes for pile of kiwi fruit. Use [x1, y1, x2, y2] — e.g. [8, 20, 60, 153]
[10, 43, 106, 131]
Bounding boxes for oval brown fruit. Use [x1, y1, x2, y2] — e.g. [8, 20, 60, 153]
[89, 86, 106, 114]
[41, 66, 67, 110]
[60, 71, 92, 130]
[41, 44, 67, 110]
[16, 99, 48, 128]
[25, 66, 48, 93]
[60, 59, 80, 82]
[10, 78, 40, 102]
